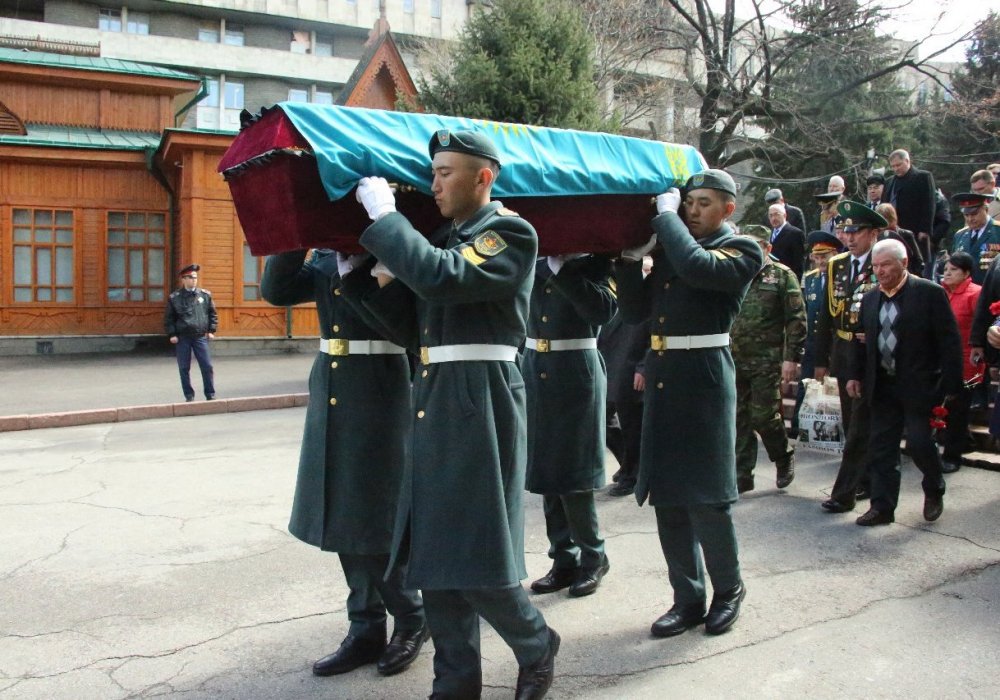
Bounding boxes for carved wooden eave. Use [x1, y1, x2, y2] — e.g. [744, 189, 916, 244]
[337, 27, 419, 110]
[0, 100, 26, 135]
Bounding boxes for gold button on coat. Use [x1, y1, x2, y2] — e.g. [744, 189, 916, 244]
[417, 410, 425, 418]
[329, 398, 337, 405]
[332, 325, 340, 332]
[331, 361, 338, 369]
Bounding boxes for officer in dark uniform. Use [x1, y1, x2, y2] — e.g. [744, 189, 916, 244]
[816, 191, 843, 234]
[951, 192, 1000, 284]
[164, 264, 218, 401]
[523, 253, 616, 598]
[342, 130, 557, 700]
[615, 169, 763, 639]
[815, 201, 887, 513]
[792, 231, 844, 437]
[731, 225, 806, 494]
[260, 250, 427, 679]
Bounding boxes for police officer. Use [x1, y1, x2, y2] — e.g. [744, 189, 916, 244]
[164, 264, 217, 401]
[731, 225, 806, 494]
[815, 201, 887, 513]
[342, 130, 557, 700]
[524, 253, 616, 598]
[615, 169, 763, 639]
[792, 231, 844, 437]
[951, 192, 1000, 284]
[260, 250, 427, 679]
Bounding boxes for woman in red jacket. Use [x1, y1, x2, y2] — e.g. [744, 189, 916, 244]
[941, 251, 984, 472]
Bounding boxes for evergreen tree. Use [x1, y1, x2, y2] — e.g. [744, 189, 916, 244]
[412, 0, 604, 129]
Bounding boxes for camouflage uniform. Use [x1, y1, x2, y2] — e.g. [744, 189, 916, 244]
[731, 258, 806, 486]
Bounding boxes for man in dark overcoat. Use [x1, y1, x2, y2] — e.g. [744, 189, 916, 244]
[341, 130, 558, 700]
[882, 148, 936, 277]
[523, 254, 616, 598]
[846, 238, 962, 525]
[615, 169, 763, 639]
[260, 250, 427, 678]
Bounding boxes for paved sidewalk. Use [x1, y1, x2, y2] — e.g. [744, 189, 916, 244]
[0, 352, 315, 430]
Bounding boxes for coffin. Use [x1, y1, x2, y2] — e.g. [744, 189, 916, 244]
[218, 104, 707, 256]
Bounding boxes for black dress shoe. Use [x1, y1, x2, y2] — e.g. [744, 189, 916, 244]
[515, 626, 560, 700]
[206, 393, 216, 400]
[941, 460, 961, 474]
[775, 452, 795, 489]
[377, 624, 430, 676]
[530, 566, 578, 594]
[185, 396, 194, 402]
[568, 556, 609, 597]
[608, 481, 635, 497]
[923, 494, 944, 522]
[820, 498, 853, 513]
[737, 476, 754, 494]
[855, 508, 894, 526]
[312, 634, 386, 676]
[705, 582, 746, 635]
[650, 602, 705, 638]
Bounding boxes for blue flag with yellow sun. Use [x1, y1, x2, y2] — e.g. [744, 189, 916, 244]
[279, 103, 706, 201]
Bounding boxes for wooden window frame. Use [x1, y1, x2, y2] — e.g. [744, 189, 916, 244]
[241, 241, 267, 303]
[105, 210, 168, 304]
[12, 207, 75, 304]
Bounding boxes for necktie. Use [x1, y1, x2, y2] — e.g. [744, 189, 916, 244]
[852, 258, 860, 284]
[878, 299, 899, 374]
[971, 227, 982, 246]
[772, 227, 781, 242]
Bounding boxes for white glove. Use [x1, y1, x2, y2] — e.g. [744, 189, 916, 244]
[656, 187, 681, 214]
[547, 256, 565, 275]
[355, 177, 396, 221]
[621, 233, 657, 262]
[335, 252, 366, 278]
[371, 260, 395, 282]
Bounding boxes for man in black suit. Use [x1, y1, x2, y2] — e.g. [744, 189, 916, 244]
[767, 203, 805, 278]
[846, 238, 963, 526]
[764, 188, 807, 233]
[866, 174, 885, 209]
[883, 149, 937, 277]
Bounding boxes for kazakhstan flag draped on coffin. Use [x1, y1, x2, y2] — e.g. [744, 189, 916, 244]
[218, 104, 707, 256]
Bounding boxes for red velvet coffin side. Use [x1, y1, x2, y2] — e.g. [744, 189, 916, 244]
[222, 110, 657, 256]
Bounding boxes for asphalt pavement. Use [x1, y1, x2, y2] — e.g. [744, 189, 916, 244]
[1, 408, 998, 699]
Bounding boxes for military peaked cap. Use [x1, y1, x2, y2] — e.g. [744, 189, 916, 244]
[807, 230, 843, 253]
[951, 192, 990, 213]
[814, 191, 842, 203]
[178, 263, 200, 277]
[837, 200, 888, 231]
[429, 129, 502, 168]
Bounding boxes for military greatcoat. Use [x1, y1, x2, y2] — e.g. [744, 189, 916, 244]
[260, 250, 410, 554]
[951, 217, 1000, 284]
[616, 217, 763, 507]
[344, 201, 537, 590]
[523, 255, 617, 494]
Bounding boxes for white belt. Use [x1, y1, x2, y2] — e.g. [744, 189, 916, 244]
[319, 338, 406, 356]
[650, 333, 730, 351]
[419, 344, 518, 365]
[525, 337, 598, 352]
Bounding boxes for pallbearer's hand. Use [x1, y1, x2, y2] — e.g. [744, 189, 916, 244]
[371, 260, 395, 288]
[621, 234, 657, 262]
[655, 187, 681, 214]
[356, 177, 396, 221]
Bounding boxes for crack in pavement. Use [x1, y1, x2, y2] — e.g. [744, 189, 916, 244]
[0, 524, 86, 579]
[557, 559, 1000, 684]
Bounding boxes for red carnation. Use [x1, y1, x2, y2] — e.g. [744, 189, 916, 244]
[990, 300, 1000, 316]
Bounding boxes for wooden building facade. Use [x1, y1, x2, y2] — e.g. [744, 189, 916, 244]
[0, 23, 416, 344]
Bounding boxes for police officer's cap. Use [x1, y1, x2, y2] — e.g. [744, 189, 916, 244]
[764, 188, 783, 203]
[814, 191, 841, 203]
[429, 129, 501, 169]
[837, 200, 888, 232]
[178, 263, 200, 277]
[807, 230, 843, 253]
[685, 169, 737, 197]
[866, 173, 886, 186]
[741, 224, 771, 242]
[951, 191, 990, 214]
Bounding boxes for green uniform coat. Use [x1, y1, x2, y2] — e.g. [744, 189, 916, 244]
[523, 256, 617, 494]
[345, 201, 537, 590]
[616, 216, 763, 507]
[260, 250, 411, 554]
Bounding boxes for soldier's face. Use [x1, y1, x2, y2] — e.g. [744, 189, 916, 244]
[872, 249, 906, 289]
[431, 151, 489, 221]
[683, 188, 735, 238]
[180, 274, 197, 290]
[844, 226, 877, 256]
[962, 206, 988, 230]
[810, 249, 835, 269]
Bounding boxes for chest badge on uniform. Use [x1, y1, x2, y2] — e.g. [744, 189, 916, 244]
[473, 230, 508, 257]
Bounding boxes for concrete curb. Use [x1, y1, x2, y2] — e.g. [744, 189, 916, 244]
[0, 393, 309, 433]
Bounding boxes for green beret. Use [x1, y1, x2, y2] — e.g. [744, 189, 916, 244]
[685, 168, 737, 197]
[741, 224, 771, 242]
[837, 200, 888, 231]
[428, 129, 502, 168]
